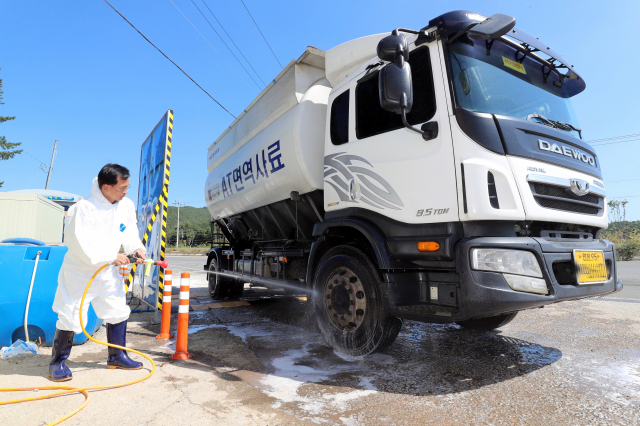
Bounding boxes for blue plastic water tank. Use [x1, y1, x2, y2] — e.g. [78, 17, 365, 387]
[0, 241, 103, 346]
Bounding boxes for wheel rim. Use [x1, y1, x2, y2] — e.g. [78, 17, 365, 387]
[209, 262, 218, 286]
[324, 267, 366, 332]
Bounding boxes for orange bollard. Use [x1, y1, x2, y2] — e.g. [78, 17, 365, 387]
[156, 269, 174, 339]
[170, 272, 192, 360]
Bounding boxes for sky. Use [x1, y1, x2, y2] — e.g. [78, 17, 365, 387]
[1, 0, 639, 219]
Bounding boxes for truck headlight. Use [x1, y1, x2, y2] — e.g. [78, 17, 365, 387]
[471, 249, 547, 295]
[471, 249, 543, 277]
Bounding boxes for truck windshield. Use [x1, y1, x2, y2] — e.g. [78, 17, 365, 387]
[449, 38, 581, 136]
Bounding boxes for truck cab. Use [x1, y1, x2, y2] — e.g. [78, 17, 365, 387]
[204, 10, 621, 356]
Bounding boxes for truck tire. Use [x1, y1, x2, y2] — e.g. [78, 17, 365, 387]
[455, 312, 518, 331]
[208, 258, 230, 300]
[313, 245, 402, 356]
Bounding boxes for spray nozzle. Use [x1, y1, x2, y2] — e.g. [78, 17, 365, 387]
[155, 260, 169, 268]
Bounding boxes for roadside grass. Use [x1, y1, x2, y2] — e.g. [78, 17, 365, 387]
[166, 246, 210, 255]
[120, 245, 213, 255]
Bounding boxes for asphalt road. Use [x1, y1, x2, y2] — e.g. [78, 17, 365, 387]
[615, 261, 640, 300]
[165, 254, 209, 292]
[4, 256, 639, 425]
[163, 256, 640, 425]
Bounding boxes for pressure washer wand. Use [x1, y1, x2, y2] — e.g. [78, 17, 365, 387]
[125, 256, 169, 276]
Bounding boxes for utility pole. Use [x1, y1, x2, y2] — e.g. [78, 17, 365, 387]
[45, 140, 57, 190]
[173, 198, 186, 248]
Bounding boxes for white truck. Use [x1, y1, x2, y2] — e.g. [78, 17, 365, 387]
[203, 10, 622, 356]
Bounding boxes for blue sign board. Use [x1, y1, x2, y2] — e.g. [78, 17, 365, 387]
[131, 111, 171, 311]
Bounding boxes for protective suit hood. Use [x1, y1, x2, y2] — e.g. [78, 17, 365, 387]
[91, 177, 115, 206]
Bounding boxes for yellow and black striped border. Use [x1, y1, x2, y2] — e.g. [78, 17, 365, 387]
[158, 111, 172, 309]
[126, 110, 173, 313]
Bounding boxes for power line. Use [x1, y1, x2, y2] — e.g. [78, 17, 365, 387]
[201, 0, 267, 86]
[591, 138, 640, 147]
[189, 0, 263, 89]
[169, 0, 256, 94]
[25, 163, 48, 188]
[610, 195, 640, 199]
[101, 0, 236, 119]
[239, 0, 283, 69]
[23, 151, 49, 170]
[587, 133, 640, 144]
[605, 178, 640, 184]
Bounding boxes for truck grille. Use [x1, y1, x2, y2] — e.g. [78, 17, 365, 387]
[530, 183, 603, 216]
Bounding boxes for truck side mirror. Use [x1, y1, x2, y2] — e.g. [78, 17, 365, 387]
[377, 29, 433, 141]
[378, 60, 413, 114]
[377, 30, 413, 115]
[467, 13, 516, 40]
[377, 29, 409, 63]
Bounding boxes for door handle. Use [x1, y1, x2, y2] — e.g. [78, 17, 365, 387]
[349, 179, 359, 200]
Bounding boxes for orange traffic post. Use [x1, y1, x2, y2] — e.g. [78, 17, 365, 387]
[156, 269, 174, 339]
[170, 272, 192, 360]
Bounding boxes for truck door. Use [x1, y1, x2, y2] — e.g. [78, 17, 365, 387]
[323, 85, 353, 213]
[345, 44, 458, 224]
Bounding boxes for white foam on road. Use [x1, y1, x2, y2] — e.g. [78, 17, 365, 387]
[186, 318, 382, 421]
[187, 320, 280, 343]
[322, 377, 377, 411]
[260, 343, 379, 419]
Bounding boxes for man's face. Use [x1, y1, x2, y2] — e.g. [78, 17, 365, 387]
[102, 176, 130, 203]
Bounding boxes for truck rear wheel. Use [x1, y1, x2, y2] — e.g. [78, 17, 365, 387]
[313, 246, 402, 356]
[455, 312, 518, 331]
[208, 258, 230, 300]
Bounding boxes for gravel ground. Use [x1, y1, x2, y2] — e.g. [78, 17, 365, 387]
[2, 295, 639, 425]
[2, 257, 639, 425]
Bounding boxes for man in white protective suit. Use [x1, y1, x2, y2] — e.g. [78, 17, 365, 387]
[49, 164, 147, 382]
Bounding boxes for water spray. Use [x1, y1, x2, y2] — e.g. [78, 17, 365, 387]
[172, 264, 315, 295]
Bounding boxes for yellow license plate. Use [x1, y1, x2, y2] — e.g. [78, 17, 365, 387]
[574, 250, 608, 284]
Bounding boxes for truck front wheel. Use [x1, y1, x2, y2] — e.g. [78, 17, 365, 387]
[313, 246, 402, 356]
[208, 258, 230, 300]
[455, 312, 518, 331]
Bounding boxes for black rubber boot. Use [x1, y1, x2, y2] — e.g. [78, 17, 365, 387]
[49, 329, 75, 382]
[106, 320, 143, 370]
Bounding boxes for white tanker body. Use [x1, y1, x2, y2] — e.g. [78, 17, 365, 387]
[204, 77, 329, 220]
[203, 11, 622, 356]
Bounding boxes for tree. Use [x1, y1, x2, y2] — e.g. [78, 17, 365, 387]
[608, 199, 628, 231]
[0, 68, 22, 188]
[603, 199, 640, 260]
[183, 222, 197, 247]
[165, 206, 214, 247]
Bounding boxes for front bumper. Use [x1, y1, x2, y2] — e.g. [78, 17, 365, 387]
[385, 236, 621, 323]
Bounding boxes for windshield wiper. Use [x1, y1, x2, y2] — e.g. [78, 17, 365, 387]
[526, 114, 582, 139]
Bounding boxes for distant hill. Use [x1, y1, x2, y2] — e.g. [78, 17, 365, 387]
[603, 220, 640, 234]
[166, 205, 211, 229]
[166, 206, 212, 246]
